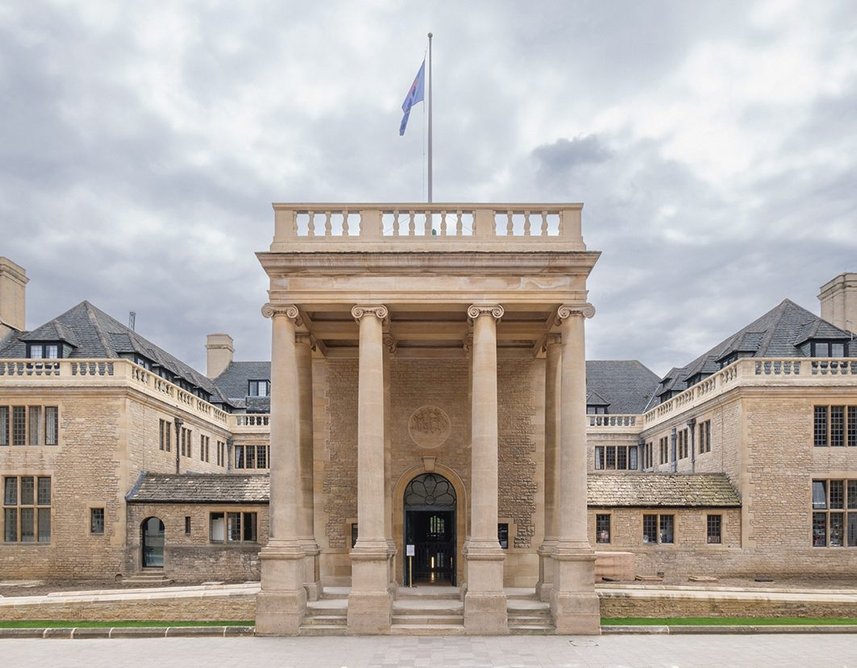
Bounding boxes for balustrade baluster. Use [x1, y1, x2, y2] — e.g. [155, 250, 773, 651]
[324, 211, 332, 236]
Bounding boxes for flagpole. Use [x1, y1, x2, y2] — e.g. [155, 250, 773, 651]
[427, 32, 433, 204]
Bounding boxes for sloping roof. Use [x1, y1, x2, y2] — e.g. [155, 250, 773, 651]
[212, 361, 271, 412]
[588, 473, 741, 507]
[0, 301, 231, 405]
[585, 360, 661, 414]
[650, 299, 855, 407]
[126, 473, 270, 504]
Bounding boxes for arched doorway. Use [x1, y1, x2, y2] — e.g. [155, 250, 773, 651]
[141, 516, 165, 568]
[404, 473, 456, 585]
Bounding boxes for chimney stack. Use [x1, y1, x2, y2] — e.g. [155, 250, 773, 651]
[819, 273, 857, 336]
[206, 333, 234, 378]
[0, 258, 28, 340]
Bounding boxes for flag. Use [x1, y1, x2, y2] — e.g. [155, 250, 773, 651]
[399, 60, 425, 136]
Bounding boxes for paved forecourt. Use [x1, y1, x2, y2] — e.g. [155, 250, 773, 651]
[2, 634, 857, 667]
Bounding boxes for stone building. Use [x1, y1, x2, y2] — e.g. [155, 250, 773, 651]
[1, 212, 857, 637]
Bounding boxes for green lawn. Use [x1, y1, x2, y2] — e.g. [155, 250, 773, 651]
[602, 616, 857, 626]
[0, 620, 253, 628]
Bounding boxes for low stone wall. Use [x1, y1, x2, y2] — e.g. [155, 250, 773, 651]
[0, 590, 256, 622]
[598, 587, 857, 618]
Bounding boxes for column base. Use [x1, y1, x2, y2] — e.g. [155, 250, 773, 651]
[463, 540, 507, 634]
[535, 540, 556, 603]
[256, 541, 308, 635]
[300, 539, 321, 601]
[551, 544, 600, 635]
[347, 544, 393, 634]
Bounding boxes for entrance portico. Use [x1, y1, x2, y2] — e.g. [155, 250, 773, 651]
[256, 203, 600, 635]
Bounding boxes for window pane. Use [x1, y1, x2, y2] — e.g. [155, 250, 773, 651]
[830, 480, 844, 509]
[595, 447, 604, 470]
[28, 407, 41, 445]
[90, 508, 104, 534]
[831, 407, 845, 447]
[848, 513, 857, 547]
[20, 477, 34, 505]
[257, 446, 268, 469]
[0, 406, 8, 445]
[4, 508, 17, 542]
[45, 345, 59, 359]
[707, 514, 722, 544]
[814, 406, 828, 446]
[628, 447, 638, 470]
[659, 515, 674, 543]
[235, 445, 245, 469]
[44, 407, 58, 445]
[227, 512, 241, 541]
[812, 481, 827, 509]
[12, 406, 26, 445]
[243, 512, 257, 542]
[20, 508, 34, 542]
[246, 445, 256, 469]
[3, 477, 16, 505]
[812, 512, 827, 546]
[37, 508, 50, 542]
[848, 481, 857, 509]
[210, 513, 225, 542]
[830, 513, 844, 546]
[643, 515, 657, 543]
[617, 447, 627, 469]
[596, 514, 610, 543]
[37, 478, 51, 505]
[849, 407, 857, 447]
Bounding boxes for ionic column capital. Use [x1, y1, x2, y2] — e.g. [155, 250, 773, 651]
[467, 303, 504, 324]
[351, 304, 389, 324]
[262, 303, 303, 326]
[555, 303, 595, 326]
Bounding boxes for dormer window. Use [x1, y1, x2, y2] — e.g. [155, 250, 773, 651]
[803, 340, 849, 358]
[27, 343, 61, 359]
[586, 405, 608, 415]
[248, 380, 270, 397]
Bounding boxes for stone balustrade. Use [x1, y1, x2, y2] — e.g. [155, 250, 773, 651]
[587, 414, 638, 432]
[644, 357, 857, 427]
[270, 203, 586, 252]
[229, 414, 271, 431]
[0, 358, 228, 426]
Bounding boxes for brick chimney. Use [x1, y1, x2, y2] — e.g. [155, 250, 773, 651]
[0, 258, 28, 340]
[206, 333, 234, 378]
[819, 273, 857, 336]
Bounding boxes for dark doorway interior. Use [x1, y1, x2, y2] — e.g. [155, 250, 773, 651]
[142, 516, 165, 568]
[403, 472, 456, 585]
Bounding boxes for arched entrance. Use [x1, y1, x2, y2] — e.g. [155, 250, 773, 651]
[141, 516, 165, 568]
[404, 473, 456, 585]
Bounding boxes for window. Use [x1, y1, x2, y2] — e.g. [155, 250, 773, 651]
[90, 508, 105, 535]
[814, 406, 857, 447]
[498, 523, 509, 549]
[180, 427, 192, 457]
[0, 405, 59, 446]
[26, 343, 61, 359]
[642, 514, 674, 544]
[707, 514, 722, 544]
[248, 380, 270, 397]
[587, 405, 608, 415]
[209, 511, 257, 543]
[595, 445, 638, 470]
[643, 441, 653, 469]
[200, 435, 210, 462]
[234, 445, 270, 470]
[596, 514, 611, 544]
[805, 340, 849, 357]
[812, 479, 857, 547]
[677, 429, 688, 459]
[185, 516, 192, 535]
[658, 436, 669, 465]
[3, 476, 51, 543]
[698, 420, 711, 454]
[159, 419, 172, 452]
[216, 440, 226, 467]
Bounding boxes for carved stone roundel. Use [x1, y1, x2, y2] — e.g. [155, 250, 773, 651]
[408, 405, 451, 449]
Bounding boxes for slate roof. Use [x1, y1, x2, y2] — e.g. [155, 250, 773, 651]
[212, 361, 272, 412]
[126, 473, 270, 504]
[0, 301, 231, 406]
[588, 473, 741, 507]
[585, 360, 661, 414]
[650, 299, 855, 408]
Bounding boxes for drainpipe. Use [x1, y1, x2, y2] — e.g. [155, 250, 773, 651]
[637, 438, 645, 471]
[670, 427, 677, 473]
[687, 418, 697, 473]
[174, 417, 184, 474]
[226, 436, 234, 472]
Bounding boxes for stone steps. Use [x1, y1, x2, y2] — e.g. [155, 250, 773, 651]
[121, 571, 173, 586]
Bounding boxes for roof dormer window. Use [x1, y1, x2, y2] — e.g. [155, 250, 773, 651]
[248, 380, 270, 397]
[803, 340, 849, 358]
[27, 343, 61, 359]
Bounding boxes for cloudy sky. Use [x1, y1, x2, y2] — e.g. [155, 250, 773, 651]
[2, 0, 855, 376]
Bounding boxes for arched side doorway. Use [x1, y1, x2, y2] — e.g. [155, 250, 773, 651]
[403, 473, 456, 585]
[141, 516, 165, 568]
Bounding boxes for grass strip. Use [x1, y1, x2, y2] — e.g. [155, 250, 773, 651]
[0, 620, 253, 629]
[602, 616, 857, 626]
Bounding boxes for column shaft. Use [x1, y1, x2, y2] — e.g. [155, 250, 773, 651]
[537, 335, 561, 601]
[296, 333, 320, 599]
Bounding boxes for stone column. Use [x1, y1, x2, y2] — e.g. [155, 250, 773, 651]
[463, 303, 507, 634]
[296, 333, 321, 600]
[536, 334, 562, 602]
[347, 305, 393, 633]
[383, 333, 398, 588]
[256, 304, 307, 635]
[551, 304, 600, 634]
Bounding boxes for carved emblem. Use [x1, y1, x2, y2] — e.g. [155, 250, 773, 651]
[408, 405, 451, 449]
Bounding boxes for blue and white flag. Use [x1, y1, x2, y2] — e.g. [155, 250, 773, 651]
[399, 60, 425, 136]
